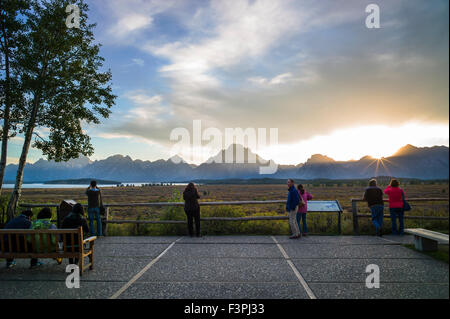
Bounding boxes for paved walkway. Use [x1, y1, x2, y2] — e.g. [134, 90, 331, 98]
[0, 235, 448, 299]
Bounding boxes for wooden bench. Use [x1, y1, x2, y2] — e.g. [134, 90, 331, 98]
[404, 228, 449, 252]
[0, 228, 96, 275]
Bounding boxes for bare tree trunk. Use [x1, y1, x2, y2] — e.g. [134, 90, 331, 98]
[6, 98, 39, 220]
[0, 117, 10, 195]
[0, 71, 11, 196]
[0, 13, 11, 196]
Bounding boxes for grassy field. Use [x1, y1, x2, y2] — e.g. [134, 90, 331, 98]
[1, 182, 448, 236]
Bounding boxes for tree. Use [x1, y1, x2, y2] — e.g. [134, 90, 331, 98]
[6, 0, 116, 220]
[0, 0, 29, 196]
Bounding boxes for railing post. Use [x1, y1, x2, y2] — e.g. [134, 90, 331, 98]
[336, 200, 343, 235]
[338, 210, 342, 235]
[352, 200, 359, 235]
[102, 207, 109, 236]
[56, 206, 61, 228]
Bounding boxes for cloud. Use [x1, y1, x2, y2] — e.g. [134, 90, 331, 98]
[96, 132, 137, 140]
[247, 72, 319, 87]
[120, 91, 173, 127]
[100, 0, 448, 159]
[96, 132, 158, 146]
[248, 73, 293, 85]
[131, 58, 145, 67]
[260, 122, 450, 165]
[111, 14, 153, 38]
[125, 91, 163, 106]
[10, 136, 24, 143]
[144, 0, 305, 86]
[92, 0, 178, 44]
[6, 156, 19, 165]
[120, 0, 313, 141]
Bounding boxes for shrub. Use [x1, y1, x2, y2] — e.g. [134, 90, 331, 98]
[200, 206, 246, 235]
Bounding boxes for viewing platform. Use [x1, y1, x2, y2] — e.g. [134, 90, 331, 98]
[0, 235, 448, 299]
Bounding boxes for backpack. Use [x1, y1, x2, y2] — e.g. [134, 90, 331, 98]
[28, 219, 57, 253]
[401, 190, 412, 212]
[298, 191, 306, 208]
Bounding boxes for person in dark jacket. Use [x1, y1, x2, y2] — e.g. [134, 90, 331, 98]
[286, 179, 301, 239]
[363, 179, 385, 236]
[86, 180, 103, 236]
[183, 183, 201, 237]
[4, 210, 41, 269]
[61, 203, 89, 264]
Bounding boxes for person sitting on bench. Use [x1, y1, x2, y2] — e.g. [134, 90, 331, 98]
[61, 203, 89, 265]
[4, 210, 42, 269]
[28, 207, 62, 264]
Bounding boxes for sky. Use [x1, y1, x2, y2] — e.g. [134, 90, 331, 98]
[6, 0, 450, 165]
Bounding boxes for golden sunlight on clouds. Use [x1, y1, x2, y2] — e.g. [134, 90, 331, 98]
[258, 122, 449, 165]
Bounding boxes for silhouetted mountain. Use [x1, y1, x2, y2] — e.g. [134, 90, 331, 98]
[394, 144, 421, 156]
[195, 144, 275, 179]
[306, 154, 335, 164]
[4, 144, 448, 182]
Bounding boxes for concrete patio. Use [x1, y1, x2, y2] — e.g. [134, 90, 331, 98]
[0, 235, 448, 299]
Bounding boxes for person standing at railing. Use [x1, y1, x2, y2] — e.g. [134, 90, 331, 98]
[297, 184, 312, 236]
[86, 180, 103, 237]
[183, 182, 201, 237]
[384, 178, 405, 235]
[363, 179, 385, 237]
[286, 179, 301, 239]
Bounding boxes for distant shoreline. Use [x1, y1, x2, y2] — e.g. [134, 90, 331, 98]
[3, 177, 448, 187]
[42, 178, 121, 185]
[0, 181, 189, 189]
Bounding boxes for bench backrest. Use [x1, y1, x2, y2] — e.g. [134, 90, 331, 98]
[0, 228, 83, 255]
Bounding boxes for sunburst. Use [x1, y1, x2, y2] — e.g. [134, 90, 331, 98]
[361, 157, 396, 177]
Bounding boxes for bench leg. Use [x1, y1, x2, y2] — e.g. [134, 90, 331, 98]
[79, 256, 84, 276]
[89, 252, 94, 270]
[414, 235, 438, 252]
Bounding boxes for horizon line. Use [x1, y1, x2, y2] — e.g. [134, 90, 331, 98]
[8, 143, 449, 167]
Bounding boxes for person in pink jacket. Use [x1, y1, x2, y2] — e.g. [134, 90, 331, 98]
[297, 184, 313, 236]
[384, 178, 405, 235]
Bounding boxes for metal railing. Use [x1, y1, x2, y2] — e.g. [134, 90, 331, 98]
[351, 198, 449, 235]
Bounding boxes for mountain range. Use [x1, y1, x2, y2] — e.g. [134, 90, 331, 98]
[3, 144, 449, 182]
